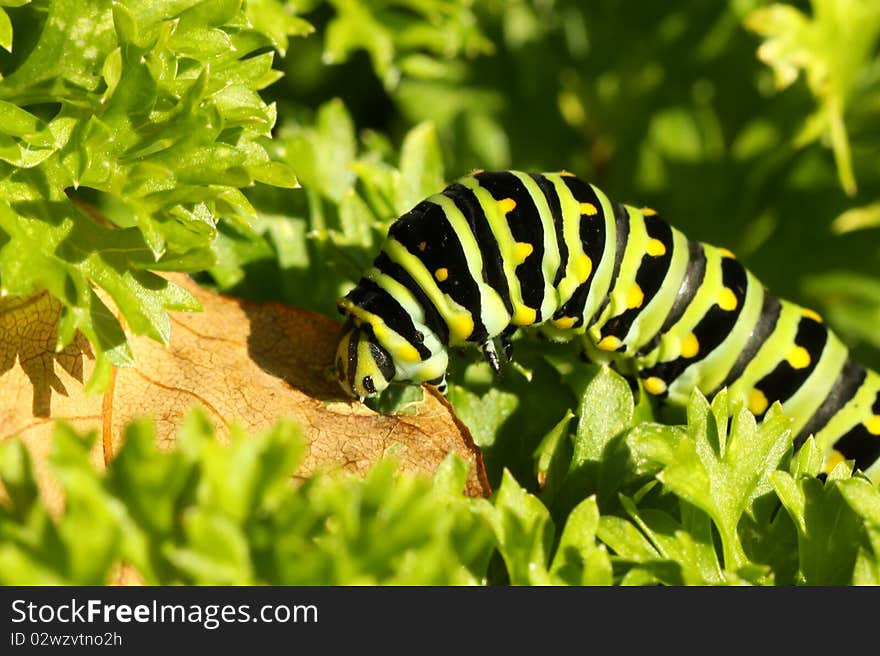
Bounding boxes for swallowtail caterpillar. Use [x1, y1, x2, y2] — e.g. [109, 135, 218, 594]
[334, 170, 880, 480]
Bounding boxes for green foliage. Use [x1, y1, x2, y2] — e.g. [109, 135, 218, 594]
[5, 368, 880, 586]
[0, 410, 496, 585]
[318, 0, 492, 89]
[0, 0, 308, 387]
[745, 0, 880, 195]
[490, 367, 880, 586]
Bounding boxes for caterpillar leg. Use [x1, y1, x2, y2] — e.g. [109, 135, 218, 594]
[428, 374, 448, 396]
[482, 325, 518, 375]
[500, 325, 517, 362]
[481, 339, 502, 375]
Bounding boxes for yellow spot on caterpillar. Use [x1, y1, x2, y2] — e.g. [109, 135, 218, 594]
[643, 377, 667, 395]
[580, 202, 598, 216]
[680, 333, 700, 358]
[559, 170, 575, 177]
[450, 314, 474, 340]
[866, 415, 880, 435]
[822, 450, 846, 474]
[802, 308, 823, 323]
[642, 207, 658, 217]
[718, 247, 736, 259]
[498, 198, 517, 214]
[396, 343, 422, 363]
[597, 335, 622, 351]
[748, 389, 769, 416]
[626, 284, 644, 309]
[434, 267, 449, 282]
[718, 287, 738, 311]
[553, 316, 577, 329]
[513, 304, 537, 325]
[646, 238, 667, 257]
[418, 241, 427, 252]
[513, 242, 534, 264]
[574, 254, 592, 283]
[786, 346, 811, 370]
[469, 168, 485, 176]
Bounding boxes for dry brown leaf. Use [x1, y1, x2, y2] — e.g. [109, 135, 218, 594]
[0, 274, 490, 511]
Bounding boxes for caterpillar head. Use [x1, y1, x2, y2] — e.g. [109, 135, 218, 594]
[334, 307, 450, 399]
[335, 318, 396, 399]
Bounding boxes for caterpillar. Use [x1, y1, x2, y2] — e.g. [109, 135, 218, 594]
[334, 170, 880, 481]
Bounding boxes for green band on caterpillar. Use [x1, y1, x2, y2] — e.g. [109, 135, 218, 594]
[335, 170, 880, 480]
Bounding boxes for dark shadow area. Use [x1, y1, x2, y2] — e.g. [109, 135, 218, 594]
[548, 429, 643, 522]
[0, 291, 93, 417]
[242, 296, 350, 403]
[738, 489, 799, 585]
[447, 338, 578, 492]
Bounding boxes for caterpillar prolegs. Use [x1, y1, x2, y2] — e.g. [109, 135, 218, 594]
[334, 170, 880, 480]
